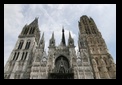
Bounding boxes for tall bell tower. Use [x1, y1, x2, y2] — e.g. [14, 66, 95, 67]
[4, 18, 41, 79]
[78, 15, 116, 79]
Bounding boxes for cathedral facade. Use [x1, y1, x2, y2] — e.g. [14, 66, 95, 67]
[4, 15, 116, 79]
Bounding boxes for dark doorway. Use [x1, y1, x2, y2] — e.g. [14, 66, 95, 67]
[48, 55, 74, 79]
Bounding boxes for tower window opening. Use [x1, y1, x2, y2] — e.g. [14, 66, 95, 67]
[13, 52, 16, 60]
[18, 41, 24, 49]
[18, 42, 21, 49]
[32, 28, 35, 34]
[24, 52, 28, 60]
[20, 42, 24, 49]
[25, 40, 31, 49]
[27, 42, 31, 49]
[24, 27, 29, 35]
[15, 52, 20, 61]
[21, 52, 25, 60]
[29, 27, 33, 34]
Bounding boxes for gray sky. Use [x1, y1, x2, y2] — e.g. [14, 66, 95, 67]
[4, 4, 116, 66]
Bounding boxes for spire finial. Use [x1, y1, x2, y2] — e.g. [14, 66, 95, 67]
[62, 26, 64, 32]
[60, 26, 66, 46]
[69, 31, 72, 39]
[35, 16, 39, 19]
[41, 32, 44, 41]
[52, 31, 54, 39]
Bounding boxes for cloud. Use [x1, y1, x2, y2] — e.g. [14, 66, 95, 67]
[4, 4, 116, 66]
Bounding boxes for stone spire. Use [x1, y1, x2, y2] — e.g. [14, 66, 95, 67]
[29, 17, 39, 27]
[39, 32, 45, 49]
[49, 32, 55, 48]
[69, 31, 72, 39]
[60, 27, 66, 46]
[41, 32, 44, 41]
[68, 31, 74, 47]
[52, 31, 54, 40]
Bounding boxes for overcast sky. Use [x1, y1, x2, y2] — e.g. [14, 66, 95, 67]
[4, 4, 116, 66]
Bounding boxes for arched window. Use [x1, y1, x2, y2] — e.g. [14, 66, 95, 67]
[13, 52, 16, 60]
[15, 52, 20, 61]
[18, 42, 21, 49]
[32, 28, 35, 34]
[25, 40, 31, 49]
[23, 28, 26, 34]
[26, 27, 29, 34]
[25, 42, 28, 49]
[21, 41, 24, 49]
[21, 52, 25, 60]
[29, 27, 32, 34]
[24, 52, 28, 60]
[18, 40, 24, 49]
[27, 42, 31, 49]
[24, 27, 29, 35]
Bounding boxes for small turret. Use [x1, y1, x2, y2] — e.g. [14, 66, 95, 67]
[49, 32, 55, 48]
[39, 32, 45, 49]
[68, 31, 74, 47]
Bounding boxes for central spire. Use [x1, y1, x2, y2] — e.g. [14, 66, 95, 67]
[61, 26, 66, 46]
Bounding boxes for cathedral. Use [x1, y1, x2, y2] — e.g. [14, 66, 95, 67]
[4, 15, 116, 79]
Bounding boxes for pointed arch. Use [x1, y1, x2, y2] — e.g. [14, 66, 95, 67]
[13, 52, 16, 60]
[25, 40, 31, 49]
[23, 27, 29, 35]
[21, 52, 25, 60]
[15, 52, 20, 61]
[24, 52, 28, 60]
[32, 27, 35, 34]
[29, 27, 33, 34]
[18, 40, 24, 49]
[55, 55, 70, 72]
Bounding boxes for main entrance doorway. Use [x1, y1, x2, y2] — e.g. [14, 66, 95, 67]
[48, 55, 74, 79]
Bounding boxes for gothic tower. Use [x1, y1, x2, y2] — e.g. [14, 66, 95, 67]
[78, 15, 116, 79]
[4, 18, 42, 79]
